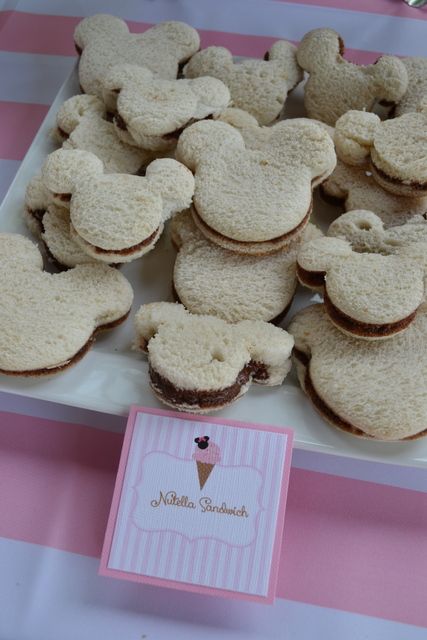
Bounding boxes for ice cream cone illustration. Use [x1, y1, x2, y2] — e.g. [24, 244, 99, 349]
[193, 436, 221, 490]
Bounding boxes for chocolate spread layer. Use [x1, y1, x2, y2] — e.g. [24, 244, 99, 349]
[293, 347, 427, 441]
[27, 207, 46, 225]
[75, 43, 82, 56]
[87, 227, 159, 256]
[149, 360, 268, 409]
[296, 263, 326, 289]
[192, 205, 311, 251]
[371, 161, 427, 192]
[53, 193, 72, 203]
[324, 290, 417, 338]
[114, 114, 128, 131]
[0, 309, 129, 378]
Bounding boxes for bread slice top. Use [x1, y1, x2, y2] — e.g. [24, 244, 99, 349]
[102, 64, 230, 148]
[134, 302, 294, 390]
[0, 233, 133, 372]
[74, 15, 200, 97]
[297, 236, 425, 325]
[171, 210, 322, 323]
[296, 28, 408, 125]
[321, 159, 427, 224]
[57, 94, 152, 174]
[184, 41, 303, 126]
[288, 302, 427, 440]
[176, 119, 335, 242]
[328, 209, 427, 254]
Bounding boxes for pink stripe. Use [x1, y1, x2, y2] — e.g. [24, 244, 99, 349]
[0, 11, 385, 63]
[276, 0, 427, 20]
[1, 411, 427, 625]
[0, 102, 48, 161]
[0, 411, 121, 557]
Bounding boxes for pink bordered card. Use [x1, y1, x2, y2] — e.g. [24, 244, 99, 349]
[100, 406, 294, 603]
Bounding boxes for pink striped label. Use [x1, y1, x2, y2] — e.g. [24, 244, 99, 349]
[101, 408, 292, 602]
[0, 11, 385, 63]
[0, 410, 426, 625]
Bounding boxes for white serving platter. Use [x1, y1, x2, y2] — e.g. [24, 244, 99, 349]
[1, 65, 426, 468]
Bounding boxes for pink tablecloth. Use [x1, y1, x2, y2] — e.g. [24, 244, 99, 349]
[0, 2, 427, 638]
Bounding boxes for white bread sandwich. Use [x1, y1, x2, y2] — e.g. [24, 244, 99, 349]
[134, 302, 294, 413]
[0, 233, 133, 375]
[289, 302, 427, 440]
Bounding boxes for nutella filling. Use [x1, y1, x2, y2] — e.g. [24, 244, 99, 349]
[75, 43, 82, 56]
[88, 227, 160, 256]
[371, 161, 427, 192]
[296, 263, 326, 289]
[324, 290, 417, 338]
[293, 348, 427, 441]
[57, 126, 69, 140]
[149, 360, 269, 409]
[192, 205, 311, 250]
[53, 193, 72, 203]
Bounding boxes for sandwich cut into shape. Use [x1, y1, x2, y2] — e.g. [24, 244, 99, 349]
[134, 302, 294, 413]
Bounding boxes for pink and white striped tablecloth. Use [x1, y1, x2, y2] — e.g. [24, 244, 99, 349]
[1, 2, 427, 639]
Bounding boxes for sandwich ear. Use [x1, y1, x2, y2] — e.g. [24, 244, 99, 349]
[267, 40, 303, 87]
[297, 28, 342, 72]
[184, 46, 234, 78]
[214, 107, 259, 131]
[187, 76, 231, 116]
[136, 21, 200, 62]
[60, 263, 133, 323]
[235, 320, 294, 386]
[74, 14, 129, 50]
[176, 120, 245, 171]
[334, 111, 381, 166]
[297, 236, 353, 277]
[369, 56, 408, 103]
[289, 120, 336, 180]
[102, 63, 153, 96]
[0, 233, 43, 271]
[327, 210, 386, 251]
[25, 175, 52, 213]
[145, 159, 195, 221]
[41, 149, 104, 195]
[134, 302, 190, 352]
[56, 94, 106, 136]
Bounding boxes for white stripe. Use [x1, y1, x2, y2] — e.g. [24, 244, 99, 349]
[0, 52, 74, 105]
[2, 538, 426, 640]
[12, 0, 427, 56]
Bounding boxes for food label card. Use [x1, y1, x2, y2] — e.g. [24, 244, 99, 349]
[100, 407, 293, 603]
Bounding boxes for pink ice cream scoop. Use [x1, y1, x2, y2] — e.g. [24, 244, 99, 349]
[192, 436, 221, 463]
[192, 436, 221, 489]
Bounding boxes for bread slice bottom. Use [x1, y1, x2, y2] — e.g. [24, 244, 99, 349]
[0, 310, 129, 377]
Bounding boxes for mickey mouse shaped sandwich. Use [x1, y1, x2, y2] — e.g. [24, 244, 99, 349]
[74, 14, 200, 98]
[289, 302, 427, 441]
[176, 119, 336, 255]
[102, 64, 231, 152]
[296, 235, 427, 340]
[184, 40, 303, 125]
[134, 302, 294, 413]
[40, 149, 194, 263]
[296, 28, 408, 126]
[0, 233, 133, 376]
[334, 106, 427, 198]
